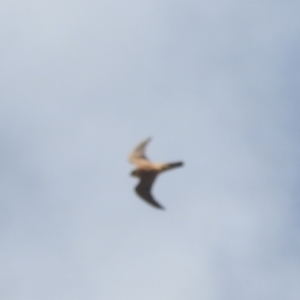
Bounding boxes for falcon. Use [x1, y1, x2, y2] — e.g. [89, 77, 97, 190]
[129, 138, 184, 209]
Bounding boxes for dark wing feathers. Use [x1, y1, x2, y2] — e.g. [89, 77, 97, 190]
[135, 172, 164, 209]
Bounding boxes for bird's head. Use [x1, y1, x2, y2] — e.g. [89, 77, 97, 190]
[130, 169, 139, 177]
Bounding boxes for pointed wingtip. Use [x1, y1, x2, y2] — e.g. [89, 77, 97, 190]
[153, 202, 165, 210]
[155, 202, 165, 210]
[153, 205, 165, 210]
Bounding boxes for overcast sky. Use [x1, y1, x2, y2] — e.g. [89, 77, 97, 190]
[1, 1, 300, 299]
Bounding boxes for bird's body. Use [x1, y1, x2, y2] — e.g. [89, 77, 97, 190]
[129, 138, 183, 209]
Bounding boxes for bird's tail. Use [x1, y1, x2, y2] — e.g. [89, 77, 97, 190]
[162, 161, 184, 171]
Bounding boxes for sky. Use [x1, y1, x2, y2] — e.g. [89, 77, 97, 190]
[1, 0, 300, 299]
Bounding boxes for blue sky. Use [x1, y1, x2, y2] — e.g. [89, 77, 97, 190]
[1, 1, 300, 299]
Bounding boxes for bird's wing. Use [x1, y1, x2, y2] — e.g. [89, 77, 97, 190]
[135, 172, 164, 209]
[129, 137, 152, 167]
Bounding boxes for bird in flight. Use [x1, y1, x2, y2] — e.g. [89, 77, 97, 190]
[129, 138, 184, 210]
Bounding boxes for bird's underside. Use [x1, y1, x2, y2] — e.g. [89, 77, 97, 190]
[129, 138, 183, 209]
